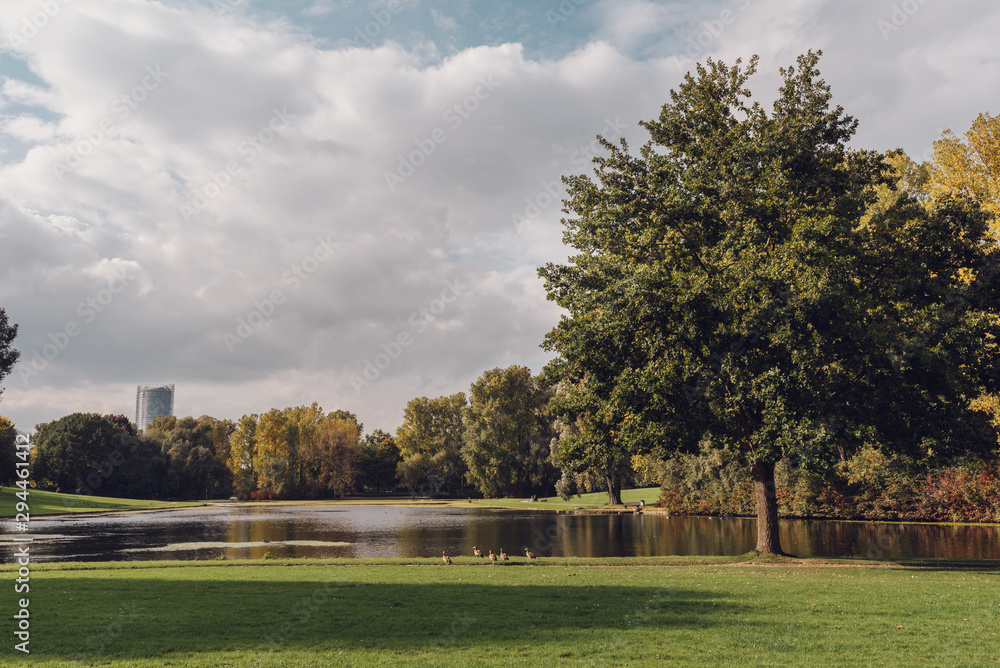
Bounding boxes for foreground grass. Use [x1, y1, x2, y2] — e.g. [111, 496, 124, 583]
[0, 487, 204, 517]
[4, 556, 997, 666]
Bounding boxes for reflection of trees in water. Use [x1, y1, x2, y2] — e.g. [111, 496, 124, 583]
[15, 508, 1000, 561]
[781, 520, 1000, 559]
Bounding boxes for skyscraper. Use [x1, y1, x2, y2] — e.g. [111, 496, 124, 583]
[135, 383, 175, 431]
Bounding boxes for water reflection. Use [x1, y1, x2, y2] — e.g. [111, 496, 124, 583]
[2, 506, 998, 562]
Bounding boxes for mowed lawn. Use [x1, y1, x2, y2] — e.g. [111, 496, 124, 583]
[5, 558, 998, 667]
[0, 486, 660, 518]
[0, 487, 204, 517]
[469, 487, 663, 510]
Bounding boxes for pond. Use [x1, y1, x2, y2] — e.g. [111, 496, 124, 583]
[4, 505, 999, 562]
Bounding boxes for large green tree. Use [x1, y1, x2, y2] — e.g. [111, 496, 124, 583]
[539, 52, 1000, 554]
[358, 429, 401, 494]
[0, 416, 17, 486]
[396, 393, 467, 495]
[31, 413, 166, 498]
[0, 307, 18, 401]
[301, 416, 362, 497]
[544, 376, 633, 505]
[228, 414, 258, 498]
[146, 415, 233, 499]
[461, 366, 558, 498]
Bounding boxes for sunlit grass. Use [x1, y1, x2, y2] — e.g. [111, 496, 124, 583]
[6, 557, 997, 666]
[467, 486, 662, 509]
[0, 485, 664, 518]
[0, 486, 204, 517]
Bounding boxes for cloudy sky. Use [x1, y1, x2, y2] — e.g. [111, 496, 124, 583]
[0, 0, 997, 435]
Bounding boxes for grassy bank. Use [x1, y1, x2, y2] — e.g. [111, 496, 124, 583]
[4, 556, 997, 666]
[0, 486, 660, 518]
[0, 487, 204, 517]
[468, 486, 662, 510]
[230, 487, 663, 511]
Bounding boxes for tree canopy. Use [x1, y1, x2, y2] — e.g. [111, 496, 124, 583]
[224, 405, 365, 499]
[30, 412, 166, 498]
[927, 112, 1000, 237]
[0, 307, 19, 401]
[0, 415, 17, 486]
[145, 415, 234, 499]
[395, 393, 467, 495]
[461, 366, 557, 498]
[539, 51, 1000, 553]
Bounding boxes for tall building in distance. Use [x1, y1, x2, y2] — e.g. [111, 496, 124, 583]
[135, 383, 175, 431]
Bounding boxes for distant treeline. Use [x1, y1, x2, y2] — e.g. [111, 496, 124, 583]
[4, 365, 999, 518]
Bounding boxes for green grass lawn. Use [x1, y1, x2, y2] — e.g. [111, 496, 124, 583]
[0, 487, 204, 517]
[468, 486, 662, 510]
[4, 556, 997, 666]
[0, 485, 661, 519]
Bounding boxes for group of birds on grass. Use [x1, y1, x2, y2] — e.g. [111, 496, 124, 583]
[441, 545, 535, 565]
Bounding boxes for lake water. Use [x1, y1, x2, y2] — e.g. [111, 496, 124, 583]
[4, 505, 999, 562]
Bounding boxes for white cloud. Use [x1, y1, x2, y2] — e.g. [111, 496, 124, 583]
[0, 0, 998, 434]
[0, 0, 676, 432]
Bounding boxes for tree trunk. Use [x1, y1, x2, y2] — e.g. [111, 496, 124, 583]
[605, 471, 622, 505]
[750, 461, 784, 555]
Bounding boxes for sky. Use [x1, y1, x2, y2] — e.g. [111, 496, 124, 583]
[0, 0, 998, 435]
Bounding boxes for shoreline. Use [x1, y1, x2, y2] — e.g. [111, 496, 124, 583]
[8, 496, 1000, 528]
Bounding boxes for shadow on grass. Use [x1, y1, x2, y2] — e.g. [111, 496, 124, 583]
[30, 576, 727, 660]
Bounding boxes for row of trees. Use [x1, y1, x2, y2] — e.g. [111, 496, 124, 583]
[394, 366, 562, 498]
[25, 413, 233, 499]
[11, 408, 402, 501]
[4, 364, 618, 501]
[227, 404, 399, 499]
